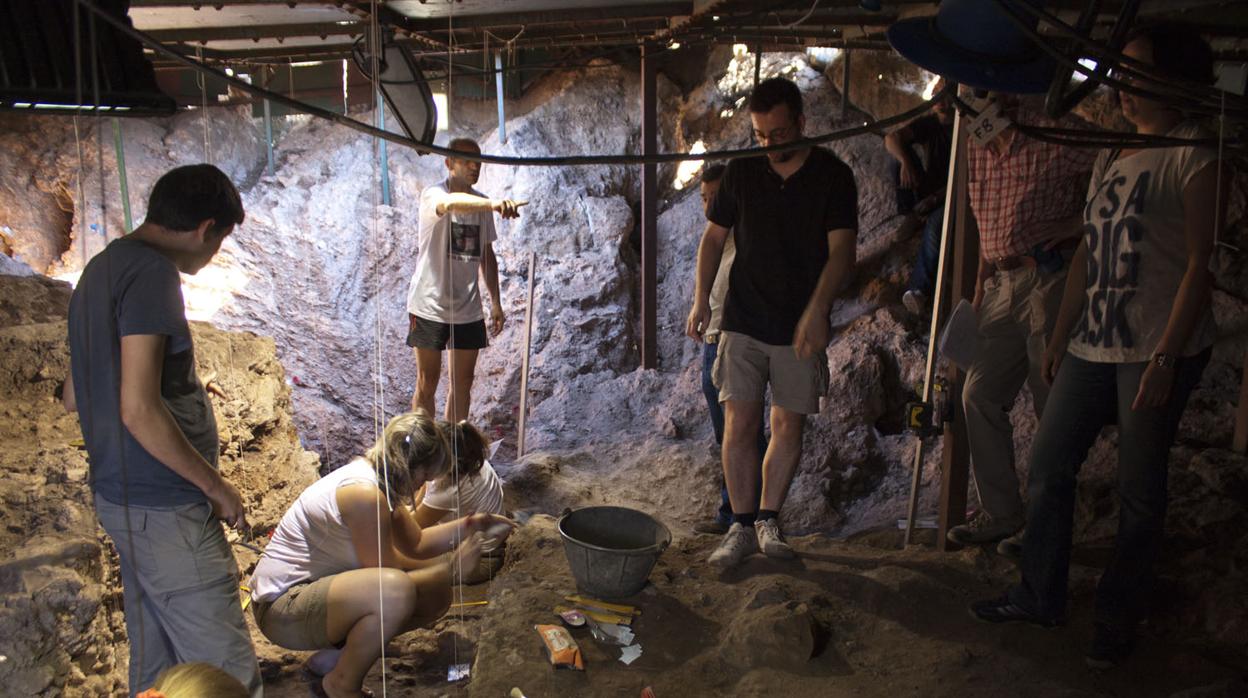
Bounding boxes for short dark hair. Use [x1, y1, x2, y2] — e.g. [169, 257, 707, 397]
[447, 137, 481, 154]
[748, 77, 803, 119]
[701, 163, 726, 184]
[447, 421, 488, 478]
[1124, 22, 1215, 86]
[144, 164, 243, 235]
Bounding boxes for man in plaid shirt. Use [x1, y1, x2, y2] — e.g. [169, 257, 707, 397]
[949, 93, 1096, 555]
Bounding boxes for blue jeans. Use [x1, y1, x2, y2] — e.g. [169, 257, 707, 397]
[1008, 349, 1210, 625]
[907, 204, 944, 296]
[888, 156, 923, 215]
[702, 341, 766, 524]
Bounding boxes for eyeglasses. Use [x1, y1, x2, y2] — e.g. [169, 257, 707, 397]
[752, 125, 797, 143]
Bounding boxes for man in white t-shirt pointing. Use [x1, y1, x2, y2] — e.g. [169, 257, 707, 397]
[407, 138, 523, 421]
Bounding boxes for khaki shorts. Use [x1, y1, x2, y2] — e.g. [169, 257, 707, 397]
[713, 331, 828, 414]
[252, 575, 336, 651]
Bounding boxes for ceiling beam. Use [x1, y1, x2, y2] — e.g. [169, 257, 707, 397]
[144, 21, 364, 43]
[396, 3, 689, 32]
[130, 0, 327, 6]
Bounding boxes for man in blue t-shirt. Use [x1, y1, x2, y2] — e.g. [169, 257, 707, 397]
[687, 77, 859, 569]
[64, 165, 261, 696]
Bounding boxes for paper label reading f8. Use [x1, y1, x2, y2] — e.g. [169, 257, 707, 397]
[969, 102, 1011, 147]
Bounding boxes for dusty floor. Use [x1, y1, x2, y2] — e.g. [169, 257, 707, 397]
[253, 513, 1246, 698]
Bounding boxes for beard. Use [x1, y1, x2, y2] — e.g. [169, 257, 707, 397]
[768, 148, 796, 163]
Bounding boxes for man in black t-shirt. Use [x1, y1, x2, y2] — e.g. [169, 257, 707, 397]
[686, 77, 859, 569]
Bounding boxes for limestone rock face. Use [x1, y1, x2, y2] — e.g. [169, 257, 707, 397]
[1, 49, 1246, 542]
[0, 109, 265, 276]
[0, 274, 317, 696]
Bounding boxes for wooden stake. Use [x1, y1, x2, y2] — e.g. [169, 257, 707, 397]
[517, 251, 537, 457]
[1234, 348, 1248, 454]
[904, 107, 965, 547]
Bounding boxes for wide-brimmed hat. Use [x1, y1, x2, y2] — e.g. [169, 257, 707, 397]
[887, 0, 1057, 94]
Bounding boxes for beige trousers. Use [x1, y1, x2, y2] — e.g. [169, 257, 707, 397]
[961, 264, 1067, 526]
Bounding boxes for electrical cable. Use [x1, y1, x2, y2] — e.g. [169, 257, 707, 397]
[79, 0, 947, 165]
[80, 1, 952, 167]
[777, 0, 822, 29]
[1005, 0, 1227, 106]
[989, 0, 1248, 119]
[949, 94, 1246, 153]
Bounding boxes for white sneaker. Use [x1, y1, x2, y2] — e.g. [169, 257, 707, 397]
[755, 518, 795, 559]
[902, 289, 926, 315]
[708, 522, 759, 568]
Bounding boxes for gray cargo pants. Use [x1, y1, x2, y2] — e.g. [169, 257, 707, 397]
[95, 495, 262, 697]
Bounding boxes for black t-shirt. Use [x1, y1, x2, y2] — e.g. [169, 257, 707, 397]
[708, 147, 858, 345]
[67, 237, 218, 506]
[908, 114, 954, 195]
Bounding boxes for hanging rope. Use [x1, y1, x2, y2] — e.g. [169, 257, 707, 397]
[72, 0, 88, 269]
[366, 3, 391, 696]
[75, 0, 148, 683]
[196, 46, 212, 164]
[445, 5, 469, 688]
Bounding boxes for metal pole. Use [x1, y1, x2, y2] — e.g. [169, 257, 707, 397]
[111, 117, 133, 232]
[263, 98, 275, 176]
[841, 49, 852, 118]
[377, 88, 391, 206]
[640, 42, 658, 370]
[904, 107, 964, 547]
[495, 51, 507, 144]
[517, 251, 537, 457]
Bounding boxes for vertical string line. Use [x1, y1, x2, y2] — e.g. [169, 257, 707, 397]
[196, 46, 212, 163]
[367, 3, 389, 696]
[445, 1, 467, 686]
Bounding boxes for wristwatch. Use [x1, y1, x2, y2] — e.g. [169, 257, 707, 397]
[1152, 352, 1177, 370]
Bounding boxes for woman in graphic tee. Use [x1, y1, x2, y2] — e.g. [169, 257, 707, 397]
[973, 23, 1227, 669]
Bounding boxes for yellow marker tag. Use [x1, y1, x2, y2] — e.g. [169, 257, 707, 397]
[563, 594, 640, 616]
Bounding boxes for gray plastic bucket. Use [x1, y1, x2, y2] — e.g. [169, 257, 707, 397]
[558, 506, 671, 599]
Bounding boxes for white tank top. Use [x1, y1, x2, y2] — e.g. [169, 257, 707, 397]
[250, 458, 384, 602]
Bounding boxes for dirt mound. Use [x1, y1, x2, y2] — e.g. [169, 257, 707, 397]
[0, 274, 318, 696]
[464, 514, 1246, 697]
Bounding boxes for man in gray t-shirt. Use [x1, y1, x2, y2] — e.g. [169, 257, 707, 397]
[64, 165, 261, 696]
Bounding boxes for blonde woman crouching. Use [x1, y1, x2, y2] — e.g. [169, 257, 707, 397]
[249, 412, 515, 698]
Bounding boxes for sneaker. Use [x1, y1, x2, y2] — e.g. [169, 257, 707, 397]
[996, 529, 1025, 559]
[708, 522, 759, 568]
[969, 596, 1061, 628]
[1085, 622, 1135, 670]
[755, 518, 795, 559]
[693, 519, 730, 535]
[946, 511, 1022, 546]
[902, 289, 927, 315]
